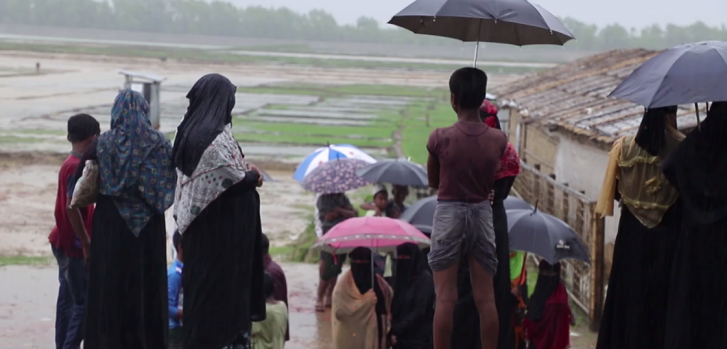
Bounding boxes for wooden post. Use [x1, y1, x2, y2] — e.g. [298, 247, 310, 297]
[590, 215, 606, 331]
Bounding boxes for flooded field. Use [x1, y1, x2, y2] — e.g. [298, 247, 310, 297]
[0, 50, 601, 349]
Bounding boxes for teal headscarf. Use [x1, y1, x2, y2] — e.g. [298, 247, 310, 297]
[97, 89, 176, 235]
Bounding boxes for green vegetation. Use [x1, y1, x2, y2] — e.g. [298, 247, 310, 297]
[0, 256, 52, 267]
[238, 84, 447, 98]
[401, 99, 455, 164]
[234, 132, 390, 148]
[1, 0, 725, 51]
[291, 219, 320, 263]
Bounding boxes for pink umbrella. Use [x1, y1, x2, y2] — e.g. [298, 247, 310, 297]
[311, 216, 430, 254]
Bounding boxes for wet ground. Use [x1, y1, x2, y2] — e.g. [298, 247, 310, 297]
[0, 261, 597, 349]
[0, 263, 333, 349]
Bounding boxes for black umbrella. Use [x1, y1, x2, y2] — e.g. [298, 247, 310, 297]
[507, 208, 590, 264]
[610, 41, 727, 109]
[398, 195, 436, 235]
[389, 0, 574, 65]
[504, 196, 532, 210]
[356, 159, 428, 187]
[400, 195, 532, 235]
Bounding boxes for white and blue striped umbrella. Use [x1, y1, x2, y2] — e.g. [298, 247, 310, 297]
[293, 144, 376, 182]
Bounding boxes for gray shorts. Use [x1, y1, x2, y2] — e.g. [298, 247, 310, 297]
[428, 201, 498, 276]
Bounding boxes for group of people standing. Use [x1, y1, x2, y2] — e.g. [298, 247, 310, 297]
[315, 67, 575, 349]
[49, 67, 582, 349]
[596, 102, 727, 349]
[51, 73, 275, 349]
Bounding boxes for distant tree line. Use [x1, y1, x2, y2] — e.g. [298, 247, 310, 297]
[1, 0, 726, 51]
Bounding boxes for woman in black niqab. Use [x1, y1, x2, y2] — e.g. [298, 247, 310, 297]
[349, 247, 388, 344]
[662, 102, 727, 349]
[390, 243, 435, 349]
[527, 261, 561, 322]
[173, 74, 265, 349]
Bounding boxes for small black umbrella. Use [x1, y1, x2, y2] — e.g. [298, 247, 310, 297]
[356, 159, 428, 187]
[507, 208, 590, 264]
[389, 0, 574, 65]
[398, 195, 436, 235]
[610, 41, 727, 109]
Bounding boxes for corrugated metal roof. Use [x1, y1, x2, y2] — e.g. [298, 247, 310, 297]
[492, 49, 705, 144]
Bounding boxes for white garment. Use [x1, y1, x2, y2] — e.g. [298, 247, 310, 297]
[174, 125, 247, 234]
[314, 193, 323, 238]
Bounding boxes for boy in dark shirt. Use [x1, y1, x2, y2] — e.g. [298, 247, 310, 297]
[426, 67, 507, 349]
[49, 113, 99, 349]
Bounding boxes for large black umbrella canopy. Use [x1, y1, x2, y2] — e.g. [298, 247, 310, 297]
[609, 41, 727, 108]
[388, 0, 574, 46]
[507, 208, 590, 264]
[356, 159, 428, 187]
[398, 195, 437, 235]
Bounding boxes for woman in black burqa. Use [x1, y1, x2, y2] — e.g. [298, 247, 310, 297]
[661, 102, 727, 349]
[390, 243, 435, 349]
[81, 90, 177, 349]
[172, 73, 265, 349]
[595, 107, 684, 349]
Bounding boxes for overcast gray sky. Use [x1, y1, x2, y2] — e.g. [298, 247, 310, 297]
[228, 0, 726, 29]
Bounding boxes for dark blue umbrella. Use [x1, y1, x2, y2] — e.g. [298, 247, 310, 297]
[507, 208, 590, 264]
[356, 159, 428, 187]
[610, 41, 727, 108]
[302, 158, 371, 194]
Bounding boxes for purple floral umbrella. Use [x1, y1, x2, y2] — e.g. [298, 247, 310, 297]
[302, 158, 371, 194]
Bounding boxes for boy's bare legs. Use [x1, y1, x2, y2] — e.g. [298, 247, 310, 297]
[468, 254, 499, 349]
[432, 262, 460, 349]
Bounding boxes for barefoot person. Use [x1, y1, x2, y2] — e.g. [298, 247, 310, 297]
[316, 192, 357, 311]
[426, 67, 507, 349]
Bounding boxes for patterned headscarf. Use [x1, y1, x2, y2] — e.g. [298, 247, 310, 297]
[97, 89, 177, 235]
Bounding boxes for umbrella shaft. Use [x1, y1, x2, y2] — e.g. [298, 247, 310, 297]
[473, 41, 480, 67]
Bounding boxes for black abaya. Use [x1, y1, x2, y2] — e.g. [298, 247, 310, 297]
[660, 106, 727, 349]
[84, 195, 169, 349]
[182, 179, 265, 349]
[596, 202, 681, 349]
[452, 176, 515, 349]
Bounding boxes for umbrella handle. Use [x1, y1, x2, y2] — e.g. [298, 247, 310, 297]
[371, 250, 375, 288]
[696, 103, 701, 131]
